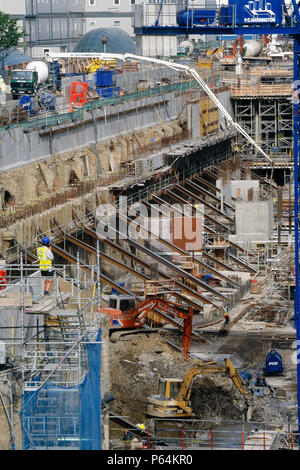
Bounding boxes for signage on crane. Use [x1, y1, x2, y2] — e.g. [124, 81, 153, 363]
[239, 0, 280, 24]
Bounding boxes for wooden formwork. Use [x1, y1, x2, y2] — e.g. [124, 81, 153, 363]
[231, 83, 292, 97]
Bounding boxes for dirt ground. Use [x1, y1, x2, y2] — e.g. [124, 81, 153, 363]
[109, 331, 247, 430]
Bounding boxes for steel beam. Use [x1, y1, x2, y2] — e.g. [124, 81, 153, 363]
[151, 194, 246, 255]
[95, 219, 228, 302]
[184, 179, 235, 212]
[83, 226, 213, 309]
[139, 201, 240, 287]
[173, 184, 235, 223]
[164, 189, 233, 233]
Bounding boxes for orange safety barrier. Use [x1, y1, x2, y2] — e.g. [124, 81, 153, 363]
[69, 81, 88, 112]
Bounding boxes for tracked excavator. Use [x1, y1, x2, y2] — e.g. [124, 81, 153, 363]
[100, 297, 194, 359]
[146, 358, 254, 421]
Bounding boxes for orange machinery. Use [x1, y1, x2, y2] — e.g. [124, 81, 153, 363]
[100, 297, 194, 359]
[221, 35, 244, 62]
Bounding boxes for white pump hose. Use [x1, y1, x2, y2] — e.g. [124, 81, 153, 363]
[45, 51, 272, 163]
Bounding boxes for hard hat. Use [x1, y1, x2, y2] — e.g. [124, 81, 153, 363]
[42, 236, 50, 245]
[136, 423, 145, 430]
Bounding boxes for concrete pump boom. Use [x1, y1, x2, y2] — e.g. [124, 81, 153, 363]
[45, 51, 272, 163]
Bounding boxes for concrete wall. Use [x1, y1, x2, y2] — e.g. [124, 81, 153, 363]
[217, 179, 260, 204]
[0, 91, 185, 172]
[231, 180, 260, 201]
[234, 199, 274, 243]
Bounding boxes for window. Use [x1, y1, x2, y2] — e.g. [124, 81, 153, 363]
[114, 20, 120, 26]
[114, 0, 120, 5]
[89, 0, 96, 5]
[131, 0, 135, 4]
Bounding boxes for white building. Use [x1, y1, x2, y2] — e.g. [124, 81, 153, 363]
[0, 0, 141, 58]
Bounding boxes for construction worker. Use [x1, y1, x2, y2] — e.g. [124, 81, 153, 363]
[224, 302, 230, 325]
[123, 429, 133, 450]
[37, 237, 54, 295]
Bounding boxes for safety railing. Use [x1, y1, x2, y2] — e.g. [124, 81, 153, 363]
[111, 423, 299, 451]
[0, 78, 202, 131]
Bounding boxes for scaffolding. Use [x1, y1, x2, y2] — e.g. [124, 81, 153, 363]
[233, 96, 293, 158]
[0, 251, 103, 450]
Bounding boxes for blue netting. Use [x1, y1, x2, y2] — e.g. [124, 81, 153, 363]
[19, 330, 102, 450]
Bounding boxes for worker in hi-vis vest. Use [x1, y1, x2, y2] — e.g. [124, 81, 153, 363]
[37, 236, 54, 295]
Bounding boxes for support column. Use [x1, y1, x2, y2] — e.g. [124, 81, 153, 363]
[293, 36, 300, 443]
[101, 315, 110, 450]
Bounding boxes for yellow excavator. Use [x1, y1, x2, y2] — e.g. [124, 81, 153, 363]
[147, 359, 254, 421]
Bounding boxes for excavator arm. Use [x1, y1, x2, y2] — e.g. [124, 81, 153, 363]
[177, 362, 226, 402]
[125, 297, 194, 359]
[177, 359, 252, 409]
[225, 358, 253, 402]
[147, 359, 254, 419]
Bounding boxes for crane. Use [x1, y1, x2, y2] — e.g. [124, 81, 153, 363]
[146, 358, 254, 420]
[100, 296, 194, 359]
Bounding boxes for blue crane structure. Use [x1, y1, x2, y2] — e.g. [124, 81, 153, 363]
[135, 0, 300, 440]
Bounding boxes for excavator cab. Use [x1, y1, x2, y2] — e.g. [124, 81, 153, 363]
[158, 378, 183, 399]
[108, 294, 136, 312]
[146, 378, 193, 418]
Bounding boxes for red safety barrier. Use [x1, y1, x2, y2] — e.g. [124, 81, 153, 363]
[241, 431, 244, 450]
[69, 81, 88, 112]
[147, 429, 150, 449]
[210, 430, 213, 450]
[291, 432, 294, 450]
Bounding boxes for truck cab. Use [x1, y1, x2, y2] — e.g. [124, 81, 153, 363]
[11, 70, 38, 99]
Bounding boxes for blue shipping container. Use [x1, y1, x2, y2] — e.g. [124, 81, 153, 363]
[96, 70, 116, 87]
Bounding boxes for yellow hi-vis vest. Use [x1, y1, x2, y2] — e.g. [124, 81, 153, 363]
[37, 246, 52, 271]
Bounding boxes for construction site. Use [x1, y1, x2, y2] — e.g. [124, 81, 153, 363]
[1, 0, 300, 452]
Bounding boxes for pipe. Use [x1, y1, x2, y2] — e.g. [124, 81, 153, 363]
[45, 52, 272, 162]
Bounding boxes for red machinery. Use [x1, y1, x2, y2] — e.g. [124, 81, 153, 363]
[224, 35, 244, 60]
[100, 297, 194, 359]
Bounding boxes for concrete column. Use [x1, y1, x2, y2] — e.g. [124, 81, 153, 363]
[192, 102, 201, 141]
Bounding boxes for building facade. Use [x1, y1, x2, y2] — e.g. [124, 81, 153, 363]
[0, 0, 139, 58]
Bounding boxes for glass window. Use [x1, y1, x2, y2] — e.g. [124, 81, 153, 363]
[12, 71, 34, 80]
[158, 380, 166, 396]
[89, 0, 96, 5]
[119, 298, 135, 312]
[169, 381, 181, 399]
[114, 0, 120, 5]
[109, 298, 118, 309]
